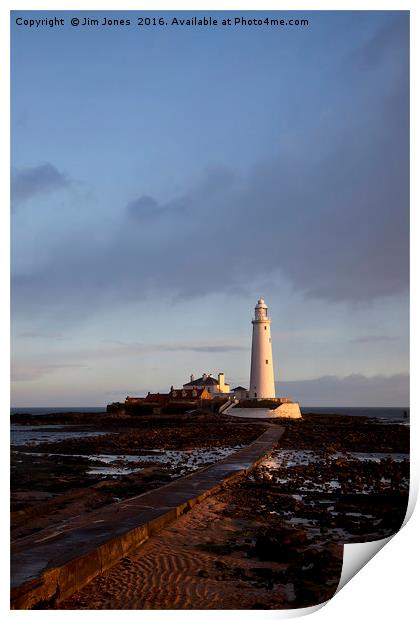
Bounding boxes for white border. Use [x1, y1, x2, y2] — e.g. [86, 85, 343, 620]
[2, 2, 417, 618]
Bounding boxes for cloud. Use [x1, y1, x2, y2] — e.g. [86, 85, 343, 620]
[18, 331, 70, 341]
[11, 362, 87, 382]
[85, 341, 248, 358]
[11, 17, 409, 324]
[102, 388, 153, 399]
[155, 343, 247, 353]
[11, 163, 71, 205]
[126, 195, 161, 220]
[276, 373, 409, 407]
[10, 339, 247, 383]
[350, 336, 399, 344]
[126, 192, 191, 224]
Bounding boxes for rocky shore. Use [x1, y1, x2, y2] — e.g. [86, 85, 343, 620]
[11, 413, 265, 540]
[11, 411, 409, 609]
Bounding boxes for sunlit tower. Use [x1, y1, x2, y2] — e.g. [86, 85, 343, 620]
[249, 298, 276, 399]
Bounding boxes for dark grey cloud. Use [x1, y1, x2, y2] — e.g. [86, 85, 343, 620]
[126, 195, 161, 220]
[11, 17, 409, 324]
[276, 373, 409, 407]
[11, 163, 71, 204]
[125, 194, 189, 223]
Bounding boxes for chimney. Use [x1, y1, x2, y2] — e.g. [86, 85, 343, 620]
[218, 372, 225, 390]
[190, 374, 194, 382]
[202, 373, 208, 380]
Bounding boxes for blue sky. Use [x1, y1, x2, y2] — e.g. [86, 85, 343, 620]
[11, 10, 409, 406]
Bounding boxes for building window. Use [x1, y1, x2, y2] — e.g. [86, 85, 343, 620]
[266, 359, 268, 364]
[254, 392, 257, 397]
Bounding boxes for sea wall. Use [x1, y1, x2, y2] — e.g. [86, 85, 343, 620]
[275, 402, 302, 419]
[225, 402, 302, 419]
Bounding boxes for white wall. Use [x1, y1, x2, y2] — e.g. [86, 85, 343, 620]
[249, 319, 276, 398]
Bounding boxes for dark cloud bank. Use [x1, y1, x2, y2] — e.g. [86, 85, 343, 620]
[276, 373, 409, 407]
[12, 18, 409, 322]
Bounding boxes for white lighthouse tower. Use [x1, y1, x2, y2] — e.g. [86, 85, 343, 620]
[249, 298, 276, 399]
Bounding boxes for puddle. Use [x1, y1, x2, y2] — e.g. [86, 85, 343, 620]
[17, 446, 245, 478]
[346, 452, 409, 463]
[10, 425, 111, 447]
[260, 449, 409, 470]
[87, 466, 143, 476]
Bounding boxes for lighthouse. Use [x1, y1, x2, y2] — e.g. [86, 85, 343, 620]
[249, 298, 276, 399]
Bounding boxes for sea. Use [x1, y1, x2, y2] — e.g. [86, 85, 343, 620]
[11, 407, 106, 415]
[300, 406, 410, 424]
[10, 406, 409, 423]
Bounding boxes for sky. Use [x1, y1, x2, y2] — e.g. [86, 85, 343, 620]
[10, 10, 409, 407]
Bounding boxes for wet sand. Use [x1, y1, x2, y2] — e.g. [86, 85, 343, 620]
[58, 494, 342, 610]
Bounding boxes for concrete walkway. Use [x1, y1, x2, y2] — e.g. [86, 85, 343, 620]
[11, 425, 284, 609]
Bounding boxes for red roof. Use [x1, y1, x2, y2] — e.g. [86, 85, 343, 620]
[144, 393, 170, 404]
